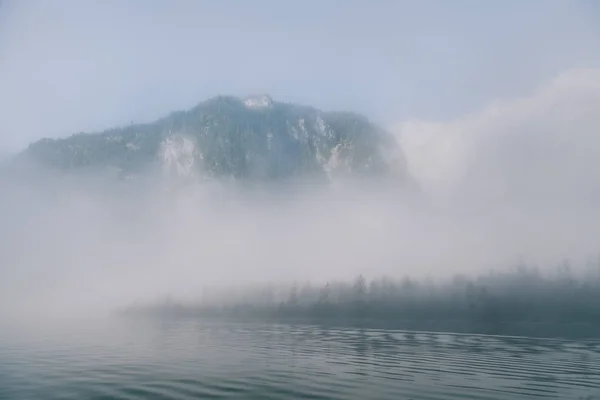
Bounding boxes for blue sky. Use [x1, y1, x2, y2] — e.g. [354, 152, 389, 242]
[0, 0, 599, 151]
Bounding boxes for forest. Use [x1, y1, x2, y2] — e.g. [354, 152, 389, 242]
[123, 260, 600, 337]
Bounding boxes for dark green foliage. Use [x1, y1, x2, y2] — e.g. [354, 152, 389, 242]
[124, 260, 600, 338]
[22, 96, 405, 181]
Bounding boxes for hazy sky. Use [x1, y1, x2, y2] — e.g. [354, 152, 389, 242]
[1, 0, 599, 152]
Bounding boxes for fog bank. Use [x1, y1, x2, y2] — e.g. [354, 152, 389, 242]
[2, 69, 600, 320]
[1, 171, 599, 320]
[395, 68, 600, 208]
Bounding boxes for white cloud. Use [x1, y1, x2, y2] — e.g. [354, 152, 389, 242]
[393, 68, 600, 206]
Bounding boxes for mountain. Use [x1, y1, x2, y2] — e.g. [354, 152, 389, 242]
[21, 95, 408, 182]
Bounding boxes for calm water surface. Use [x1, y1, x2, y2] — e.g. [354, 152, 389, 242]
[1, 318, 599, 399]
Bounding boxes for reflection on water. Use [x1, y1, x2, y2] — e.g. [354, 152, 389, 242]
[1, 318, 600, 399]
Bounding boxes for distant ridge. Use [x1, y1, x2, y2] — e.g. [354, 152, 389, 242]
[22, 95, 408, 183]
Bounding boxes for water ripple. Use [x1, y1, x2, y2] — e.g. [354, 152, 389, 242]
[1, 318, 600, 399]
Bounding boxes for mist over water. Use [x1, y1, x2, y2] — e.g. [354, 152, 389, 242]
[0, 69, 598, 326]
[1, 136, 600, 324]
[2, 3, 600, 398]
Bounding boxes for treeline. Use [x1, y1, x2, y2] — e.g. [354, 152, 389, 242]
[122, 261, 600, 335]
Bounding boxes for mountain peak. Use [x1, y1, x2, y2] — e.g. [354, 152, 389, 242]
[22, 96, 408, 183]
[243, 94, 274, 109]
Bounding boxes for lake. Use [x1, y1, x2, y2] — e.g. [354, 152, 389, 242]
[1, 317, 599, 399]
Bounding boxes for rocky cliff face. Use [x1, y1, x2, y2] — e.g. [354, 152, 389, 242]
[22, 95, 408, 183]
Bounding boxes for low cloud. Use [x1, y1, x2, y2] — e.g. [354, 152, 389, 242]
[2, 69, 600, 320]
[394, 68, 600, 207]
